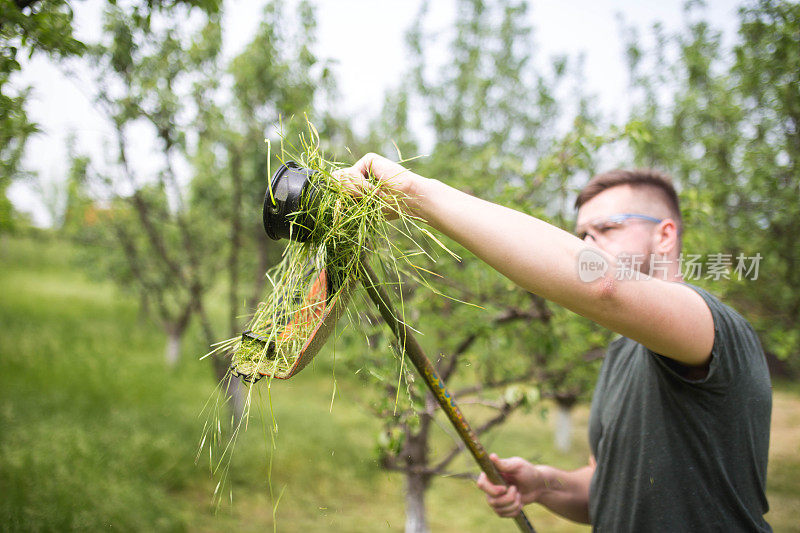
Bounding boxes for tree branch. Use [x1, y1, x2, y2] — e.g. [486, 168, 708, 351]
[113, 120, 186, 284]
[437, 331, 478, 382]
[111, 221, 171, 322]
[452, 365, 538, 399]
[435, 302, 550, 384]
[433, 397, 525, 474]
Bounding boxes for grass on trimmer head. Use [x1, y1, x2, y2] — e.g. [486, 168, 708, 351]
[210, 122, 457, 383]
[198, 122, 462, 512]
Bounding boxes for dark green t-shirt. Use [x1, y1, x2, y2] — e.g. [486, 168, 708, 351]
[588, 284, 772, 532]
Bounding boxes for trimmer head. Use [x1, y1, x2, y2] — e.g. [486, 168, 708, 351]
[232, 162, 354, 383]
[231, 266, 353, 382]
[262, 161, 319, 242]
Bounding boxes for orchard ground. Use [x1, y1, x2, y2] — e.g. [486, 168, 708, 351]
[1, 234, 798, 532]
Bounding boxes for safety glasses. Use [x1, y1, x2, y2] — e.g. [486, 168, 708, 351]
[575, 213, 663, 242]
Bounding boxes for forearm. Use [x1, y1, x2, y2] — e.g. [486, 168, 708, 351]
[411, 176, 605, 313]
[533, 464, 593, 525]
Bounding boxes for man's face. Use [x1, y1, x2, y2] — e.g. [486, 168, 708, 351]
[575, 185, 672, 274]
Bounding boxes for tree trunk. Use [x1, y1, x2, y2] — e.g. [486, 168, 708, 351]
[404, 470, 430, 533]
[228, 146, 243, 336]
[218, 363, 245, 422]
[403, 396, 433, 533]
[554, 400, 574, 453]
[196, 307, 245, 421]
[220, 146, 246, 422]
[247, 226, 273, 313]
[165, 327, 182, 366]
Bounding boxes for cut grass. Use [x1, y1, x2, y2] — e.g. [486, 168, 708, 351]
[201, 126, 462, 510]
[223, 127, 447, 383]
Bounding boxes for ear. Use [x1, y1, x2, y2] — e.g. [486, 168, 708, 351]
[653, 218, 680, 256]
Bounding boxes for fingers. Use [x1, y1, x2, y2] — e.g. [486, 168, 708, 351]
[491, 453, 528, 486]
[352, 153, 410, 186]
[494, 493, 523, 517]
[477, 455, 530, 517]
[491, 453, 523, 474]
[352, 152, 380, 178]
[477, 473, 523, 517]
[476, 472, 507, 497]
[332, 152, 391, 194]
[331, 167, 373, 195]
[478, 455, 522, 494]
[330, 153, 420, 221]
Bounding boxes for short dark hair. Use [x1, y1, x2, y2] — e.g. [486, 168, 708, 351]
[575, 168, 682, 234]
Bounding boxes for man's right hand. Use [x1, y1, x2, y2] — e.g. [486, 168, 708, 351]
[332, 153, 428, 220]
[476, 454, 546, 517]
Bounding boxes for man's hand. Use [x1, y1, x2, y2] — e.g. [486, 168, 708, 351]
[476, 454, 545, 518]
[332, 153, 427, 219]
[478, 454, 595, 524]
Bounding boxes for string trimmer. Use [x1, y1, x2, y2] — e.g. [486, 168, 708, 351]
[234, 161, 536, 532]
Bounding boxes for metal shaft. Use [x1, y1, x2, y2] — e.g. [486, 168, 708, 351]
[360, 260, 536, 533]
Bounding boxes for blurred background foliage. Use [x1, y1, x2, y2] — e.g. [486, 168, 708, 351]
[1, 0, 799, 531]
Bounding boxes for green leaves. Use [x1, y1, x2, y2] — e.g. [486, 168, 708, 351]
[0, 0, 84, 226]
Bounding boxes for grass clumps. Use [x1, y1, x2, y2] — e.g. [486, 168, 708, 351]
[198, 121, 458, 513]
[214, 122, 450, 383]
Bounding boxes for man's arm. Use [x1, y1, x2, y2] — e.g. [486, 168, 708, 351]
[477, 454, 595, 524]
[535, 464, 595, 524]
[335, 154, 715, 367]
[414, 175, 714, 365]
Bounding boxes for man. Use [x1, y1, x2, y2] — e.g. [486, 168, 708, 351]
[334, 156, 772, 531]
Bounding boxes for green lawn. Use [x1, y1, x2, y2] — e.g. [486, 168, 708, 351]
[1, 234, 797, 532]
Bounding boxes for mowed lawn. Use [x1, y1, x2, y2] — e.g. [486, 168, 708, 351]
[1, 234, 798, 532]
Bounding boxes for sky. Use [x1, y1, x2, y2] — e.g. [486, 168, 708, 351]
[9, 0, 741, 226]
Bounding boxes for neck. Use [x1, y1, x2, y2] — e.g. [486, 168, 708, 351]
[642, 252, 682, 283]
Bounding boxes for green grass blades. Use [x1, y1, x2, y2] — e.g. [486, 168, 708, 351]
[219, 122, 456, 384]
[198, 121, 459, 512]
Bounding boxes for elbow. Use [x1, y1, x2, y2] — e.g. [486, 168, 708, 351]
[578, 273, 623, 321]
[576, 248, 619, 304]
[590, 273, 619, 303]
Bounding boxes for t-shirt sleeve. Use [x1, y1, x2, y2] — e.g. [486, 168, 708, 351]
[651, 284, 762, 391]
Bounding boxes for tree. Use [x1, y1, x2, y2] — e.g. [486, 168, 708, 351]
[0, 0, 220, 231]
[72, 0, 344, 422]
[1, 0, 81, 230]
[623, 0, 800, 369]
[75, 3, 239, 410]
